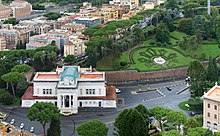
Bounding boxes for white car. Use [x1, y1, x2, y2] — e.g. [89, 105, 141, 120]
[10, 119, 15, 125]
[20, 123, 24, 129]
[30, 127, 34, 133]
[116, 88, 121, 94]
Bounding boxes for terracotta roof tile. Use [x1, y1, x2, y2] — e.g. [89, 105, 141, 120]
[21, 86, 34, 100]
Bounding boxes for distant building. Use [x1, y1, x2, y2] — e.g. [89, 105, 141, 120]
[10, 0, 32, 19]
[109, 0, 139, 9]
[203, 84, 220, 132]
[0, 4, 12, 21]
[0, 36, 6, 51]
[0, 29, 20, 49]
[26, 34, 60, 50]
[64, 35, 88, 57]
[21, 66, 117, 115]
[72, 17, 102, 27]
[143, 2, 154, 9]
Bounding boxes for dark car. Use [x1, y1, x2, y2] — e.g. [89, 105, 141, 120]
[166, 87, 172, 91]
[191, 111, 203, 116]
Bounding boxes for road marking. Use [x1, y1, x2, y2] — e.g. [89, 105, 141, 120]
[105, 121, 114, 125]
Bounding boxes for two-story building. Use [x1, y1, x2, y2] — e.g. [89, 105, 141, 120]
[21, 66, 117, 115]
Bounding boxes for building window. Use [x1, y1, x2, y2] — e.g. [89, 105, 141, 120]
[207, 121, 211, 127]
[86, 89, 88, 94]
[55, 102, 57, 106]
[43, 89, 45, 94]
[214, 123, 217, 130]
[215, 114, 217, 119]
[208, 103, 210, 108]
[80, 89, 82, 95]
[208, 112, 210, 117]
[99, 89, 101, 95]
[215, 105, 217, 110]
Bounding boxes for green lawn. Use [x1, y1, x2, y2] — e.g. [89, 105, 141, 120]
[179, 101, 199, 111]
[195, 43, 220, 59]
[127, 47, 194, 71]
[170, 31, 188, 40]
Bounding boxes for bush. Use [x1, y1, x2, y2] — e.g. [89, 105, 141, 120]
[149, 42, 155, 45]
[218, 44, 220, 49]
[120, 61, 127, 67]
[157, 42, 162, 46]
[200, 53, 206, 60]
[0, 93, 14, 105]
[188, 97, 203, 111]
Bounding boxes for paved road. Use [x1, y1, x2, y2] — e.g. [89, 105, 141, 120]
[0, 80, 191, 136]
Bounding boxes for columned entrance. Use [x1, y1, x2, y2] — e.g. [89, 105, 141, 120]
[60, 94, 78, 115]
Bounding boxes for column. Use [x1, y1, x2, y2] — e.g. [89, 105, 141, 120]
[69, 95, 71, 108]
[63, 95, 65, 108]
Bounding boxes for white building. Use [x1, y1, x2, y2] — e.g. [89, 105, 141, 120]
[21, 66, 117, 115]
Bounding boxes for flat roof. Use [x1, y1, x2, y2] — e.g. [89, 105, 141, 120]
[80, 74, 103, 79]
[36, 74, 60, 79]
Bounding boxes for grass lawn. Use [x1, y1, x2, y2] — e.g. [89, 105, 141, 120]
[127, 47, 194, 71]
[170, 31, 188, 41]
[0, 97, 20, 106]
[178, 101, 197, 111]
[195, 43, 220, 59]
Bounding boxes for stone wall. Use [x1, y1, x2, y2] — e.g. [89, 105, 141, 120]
[106, 60, 219, 85]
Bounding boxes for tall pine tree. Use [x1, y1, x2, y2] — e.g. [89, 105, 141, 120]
[207, 57, 218, 82]
[47, 118, 61, 136]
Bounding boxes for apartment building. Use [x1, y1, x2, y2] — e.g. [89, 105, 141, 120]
[0, 29, 20, 49]
[0, 4, 12, 21]
[10, 0, 32, 19]
[203, 84, 220, 132]
[0, 37, 6, 51]
[72, 16, 102, 27]
[109, 0, 139, 9]
[64, 35, 88, 57]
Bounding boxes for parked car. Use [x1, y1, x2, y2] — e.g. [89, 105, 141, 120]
[166, 87, 172, 91]
[10, 119, 15, 125]
[30, 126, 34, 133]
[116, 88, 121, 94]
[20, 123, 24, 129]
[191, 111, 203, 116]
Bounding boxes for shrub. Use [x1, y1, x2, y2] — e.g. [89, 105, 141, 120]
[120, 61, 127, 67]
[201, 53, 206, 60]
[157, 42, 162, 46]
[218, 44, 220, 49]
[149, 42, 155, 45]
[0, 93, 14, 105]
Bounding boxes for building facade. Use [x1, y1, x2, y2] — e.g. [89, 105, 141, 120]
[21, 66, 117, 115]
[0, 4, 12, 21]
[0, 29, 20, 49]
[203, 84, 220, 132]
[0, 36, 6, 51]
[10, 0, 32, 19]
[72, 17, 102, 27]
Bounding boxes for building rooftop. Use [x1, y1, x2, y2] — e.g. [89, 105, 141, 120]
[203, 85, 220, 101]
[80, 73, 103, 79]
[60, 66, 80, 81]
[36, 74, 60, 79]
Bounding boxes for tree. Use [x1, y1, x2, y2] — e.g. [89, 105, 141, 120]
[178, 18, 193, 35]
[193, 114, 203, 127]
[187, 61, 206, 97]
[150, 106, 167, 131]
[43, 12, 61, 20]
[183, 3, 200, 17]
[167, 110, 187, 131]
[27, 102, 60, 136]
[135, 104, 150, 133]
[0, 89, 14, 105]
[47, 118, 61, 136]
[64, 55, 75, 64]
[165, 0, 179, 10]
[207, 57, 218, 82]
[156, 23, 170, 44]
[188, 97, 203, 111]
[1, 72, 25, 97]
[3, 18, 19, 25]
[77, 120, 108, 136]
[216, 15, 220, 43]
[161, 130, 182, 136]
[205, 129, 213, 136]
[114, 108, 147, 136]
[11, 64, 31, 73]
[187, 127, 207, 136]
[183, 118, 198, 134]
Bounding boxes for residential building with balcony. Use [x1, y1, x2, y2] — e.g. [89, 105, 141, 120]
[0, 4, 12, 21]
[21, 66, 117, 115]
